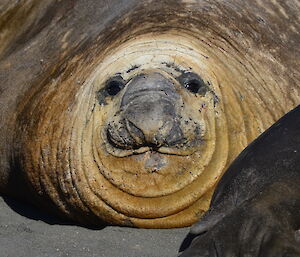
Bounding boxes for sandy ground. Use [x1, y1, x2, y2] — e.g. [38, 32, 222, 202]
[0, 196, 190, 257]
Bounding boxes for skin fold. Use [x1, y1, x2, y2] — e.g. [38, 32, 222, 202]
[0, 0, 299, 231]
[180, 105, 300, 256]
[0, 0, 299, 255]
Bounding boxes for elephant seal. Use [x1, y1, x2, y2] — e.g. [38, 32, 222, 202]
[180, 104, 300, 256]
[0, 0, 299, 228]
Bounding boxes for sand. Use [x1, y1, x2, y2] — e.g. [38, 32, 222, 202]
[0, 196, 189, 257]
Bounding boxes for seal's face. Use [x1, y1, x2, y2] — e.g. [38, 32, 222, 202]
[103, 71, 206, 157]
[96, 66, 214, 197]
[71, 31, 231, 228]
[88, 34, 224, 202]
[16, 32, 230, 228]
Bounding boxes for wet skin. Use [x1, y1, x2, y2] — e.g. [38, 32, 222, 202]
[180, 105, 300, 257]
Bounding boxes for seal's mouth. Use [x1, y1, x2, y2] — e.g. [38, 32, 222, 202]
[102, 128, 198, 158]
[103, 131, 192, 157]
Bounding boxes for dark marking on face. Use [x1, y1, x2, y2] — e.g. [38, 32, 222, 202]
[161, 62, 188, 73]
[212, 92, 219, 107]
[126, 65, 140, 73]
[97, 75, 126, 105]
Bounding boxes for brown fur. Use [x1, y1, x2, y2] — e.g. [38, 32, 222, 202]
[0, 0, 299, 228]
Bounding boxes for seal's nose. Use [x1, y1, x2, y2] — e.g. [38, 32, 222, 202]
[121, 72, 179, 107]
[121, 72, 183, 147]
[107, 72, 184, 149]
[123, 95, 177, 147]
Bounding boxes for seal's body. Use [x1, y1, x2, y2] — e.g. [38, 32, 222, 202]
[180, 105, 300, 256]
[0, 0, 299, 229]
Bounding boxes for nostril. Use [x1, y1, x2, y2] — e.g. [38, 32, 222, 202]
[166, 123, 185, 146]
[107, 124, 124, 146]
[106, 122, 137, 150]
[125, 119, 145, 145]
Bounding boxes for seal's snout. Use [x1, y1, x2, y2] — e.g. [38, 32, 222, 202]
[120, 72, 179, 106]
[123, 97, 182, 147]
[107, 72, 184, 150]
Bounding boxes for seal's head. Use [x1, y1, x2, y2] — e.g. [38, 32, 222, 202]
[86, 44, 223, 227]
[13, 0, 296, 228]
[96, 61, 218, 195]
[16, 33, 226, 227]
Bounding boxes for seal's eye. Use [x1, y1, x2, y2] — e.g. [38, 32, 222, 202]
[106, 81, 123, 96]
[105, 76, 126, 96]
[185, 79, 202, 94]
[97, 76, 126, 105]
[177, 72, 209, 95]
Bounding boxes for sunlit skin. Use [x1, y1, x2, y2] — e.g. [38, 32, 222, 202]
[0, 0, 299, 232]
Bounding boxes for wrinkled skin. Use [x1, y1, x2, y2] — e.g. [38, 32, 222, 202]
[180, 106, 300, 256]
[1, 0, 300, 229]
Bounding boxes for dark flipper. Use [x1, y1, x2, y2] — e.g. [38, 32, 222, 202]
[180, 105, 300, 256]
